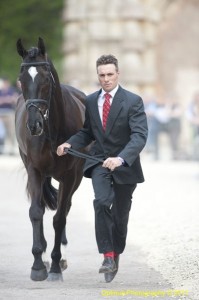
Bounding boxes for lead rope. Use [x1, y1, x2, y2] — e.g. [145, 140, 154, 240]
[64, 147, 104, 163]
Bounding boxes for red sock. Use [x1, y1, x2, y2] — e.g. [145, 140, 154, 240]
[104, 251, 114, 258]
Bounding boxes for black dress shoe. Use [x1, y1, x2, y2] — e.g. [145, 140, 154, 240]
[99, 257, 117, 273]
[104, 255, 120, 283]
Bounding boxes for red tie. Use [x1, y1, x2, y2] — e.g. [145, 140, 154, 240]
[102, 93, 111, 130]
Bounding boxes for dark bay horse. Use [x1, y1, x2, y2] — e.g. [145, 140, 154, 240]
[15, 38, 86, 281]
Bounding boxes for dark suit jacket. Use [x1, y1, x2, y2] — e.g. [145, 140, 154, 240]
[67, 85, 148, 184]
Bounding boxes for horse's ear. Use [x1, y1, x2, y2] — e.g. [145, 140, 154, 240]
[38, 37, 46, 56]
[16, 38, 28, 58]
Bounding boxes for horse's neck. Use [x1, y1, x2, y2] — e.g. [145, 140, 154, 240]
[51, 86, 65, 126]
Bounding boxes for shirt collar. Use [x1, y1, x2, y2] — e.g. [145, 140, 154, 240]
[101, 85, 119, 99]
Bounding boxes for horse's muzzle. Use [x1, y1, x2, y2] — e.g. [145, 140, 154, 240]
[27, 121, 43, 136]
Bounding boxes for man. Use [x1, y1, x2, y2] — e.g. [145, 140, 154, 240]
[57, 55, 148, 282]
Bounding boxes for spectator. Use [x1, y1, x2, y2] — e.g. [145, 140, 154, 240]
[0, 77, 19, 154]
[143, 94, 158, 156]
[186, 92, 199, 160]
[151, 96, 170, 160]
[144, 94, 182, 160]
[167, 96, 182, 160]
[0, 119, 6, 154]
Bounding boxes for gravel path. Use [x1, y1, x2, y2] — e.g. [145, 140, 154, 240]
[0, 155, 198, 299]
[129, 159, 199, 300]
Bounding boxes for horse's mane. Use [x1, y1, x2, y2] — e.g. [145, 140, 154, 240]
[47, 58, 60, 86]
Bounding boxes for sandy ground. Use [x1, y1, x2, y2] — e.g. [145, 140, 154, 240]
[0, 154, 198, 300]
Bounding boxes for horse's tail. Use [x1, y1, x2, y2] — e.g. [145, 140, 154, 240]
[42, 177, 58, 210]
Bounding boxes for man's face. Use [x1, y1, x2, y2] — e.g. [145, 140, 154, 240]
[97, 64, 119, 92]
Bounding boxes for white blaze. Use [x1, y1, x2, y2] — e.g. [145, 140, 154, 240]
[28, 66, 38, 82]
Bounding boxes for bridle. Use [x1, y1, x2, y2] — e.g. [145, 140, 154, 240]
[20, 61, 55, 122]
[20, 60, 57, 150]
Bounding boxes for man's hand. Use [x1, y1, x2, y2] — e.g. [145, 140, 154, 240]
[57, 143, 71, 156]
[102, 157, 123, 171]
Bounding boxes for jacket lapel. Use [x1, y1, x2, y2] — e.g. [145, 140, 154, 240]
[89, 90, 104, 132]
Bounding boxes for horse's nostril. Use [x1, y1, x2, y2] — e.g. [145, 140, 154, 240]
[36, 121, 41, 129]
[26, 121, 43, 136]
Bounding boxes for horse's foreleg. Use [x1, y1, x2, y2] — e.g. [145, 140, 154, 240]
[48, 207, 67, 280]
[48, 181, 73, 281]
[29, 174, 47, 281]
[29, 203, 47, 281]
[61, 226, 68, 245]
[60, 226, 68, 271]
[48, 168, 83, 281]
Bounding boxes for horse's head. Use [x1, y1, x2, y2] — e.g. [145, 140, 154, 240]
[17, 37, 55, 136]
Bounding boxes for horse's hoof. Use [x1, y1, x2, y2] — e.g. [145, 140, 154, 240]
[60, 259, 67, 271]
[30, 267, 48, 281]
[47, 272, 63, 281]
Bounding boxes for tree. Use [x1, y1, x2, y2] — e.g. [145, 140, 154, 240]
[0, 0, 64, 84]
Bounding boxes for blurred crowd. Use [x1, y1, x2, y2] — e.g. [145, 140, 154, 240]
[186, 92, 199, 160]
[0, 76, 198, 161]
[143, 92, 199, 161]
[0, 77, 19, 155]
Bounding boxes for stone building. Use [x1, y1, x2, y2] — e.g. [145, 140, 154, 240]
[62, 0, 199, 157]
[62, 0, 199, 102]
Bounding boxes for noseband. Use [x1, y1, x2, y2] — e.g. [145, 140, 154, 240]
[25, 99, 49, 120]
[20, 61, 54, 121]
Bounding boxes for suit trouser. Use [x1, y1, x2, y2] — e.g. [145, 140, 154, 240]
[91, 165, 137, 254]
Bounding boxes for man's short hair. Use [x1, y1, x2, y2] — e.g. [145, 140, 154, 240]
[96, 55, 119, 71]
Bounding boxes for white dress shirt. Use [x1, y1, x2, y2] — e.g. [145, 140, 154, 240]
[98, 85, 119, 122]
